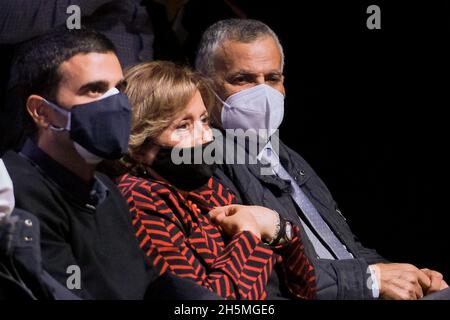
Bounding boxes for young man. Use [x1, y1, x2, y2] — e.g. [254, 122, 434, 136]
[2, 28, 156, 299]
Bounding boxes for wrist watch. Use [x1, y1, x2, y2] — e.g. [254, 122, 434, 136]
[268, 218, 294, 246]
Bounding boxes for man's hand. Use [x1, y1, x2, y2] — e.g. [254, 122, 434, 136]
[420, 268, 449, 295]
[371, 263, 432, 300]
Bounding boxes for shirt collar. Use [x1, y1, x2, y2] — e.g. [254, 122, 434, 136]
[20, 139, 109, 207]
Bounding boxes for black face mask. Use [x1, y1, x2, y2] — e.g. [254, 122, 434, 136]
[151, 140, 217, 191]
[46, 88, 132, 161]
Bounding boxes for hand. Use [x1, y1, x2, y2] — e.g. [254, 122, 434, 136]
[420, 268, 448, 295]
[371, 263, 432, 300]
[209, 205, 261, 239]
[209, 205, 279, 243]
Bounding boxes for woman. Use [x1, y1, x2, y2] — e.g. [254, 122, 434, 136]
[116, 61, 316, 300]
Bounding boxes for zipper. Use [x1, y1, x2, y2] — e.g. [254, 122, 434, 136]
[335, 208, 347, 221]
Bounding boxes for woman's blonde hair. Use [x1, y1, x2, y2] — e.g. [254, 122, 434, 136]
[113, 61, 215, 176]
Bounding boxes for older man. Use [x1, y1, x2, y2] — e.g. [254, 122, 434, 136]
[195, 18, 448, 300]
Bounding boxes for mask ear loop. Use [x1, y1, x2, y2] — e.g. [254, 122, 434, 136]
[42, 99, 71, 132]
[211, 92, 231, 130]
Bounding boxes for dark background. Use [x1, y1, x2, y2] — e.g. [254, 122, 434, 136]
[1, 1, 449, 279]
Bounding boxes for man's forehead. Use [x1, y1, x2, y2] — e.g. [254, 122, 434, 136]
[216, 38, 282, 74]
[58, 52, 123, 88]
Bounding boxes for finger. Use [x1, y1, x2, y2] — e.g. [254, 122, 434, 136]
[426, 271, 443, 294]
[416, 269, 432, 292]
[440, 280, 449, 290]
[402, 288, 418, 300]
[393, 277, 421, 300]
[420, 268, 443, 280]
[390, 286, 416, 300]
[208, 206, 227, 218]
[224, 205, 242, 216]
[414, 282, 424, 299]
[209, 211, 224, 224]
[420, 268, 431, 276]
[420, 269, 440, 292]
[213, 212, 228, 225]
[209, 205, 237, 218]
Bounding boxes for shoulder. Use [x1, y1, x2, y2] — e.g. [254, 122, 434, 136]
[116, 173, 180, 212]
[2, 150, 53, 196]
[2, 151, 70, 229]
[279, 140, 336, 202]
[116, 174, 190, 230]
[208, 177, 237, 204]
[279, 140, 316, 174]
[116, 173, 168, 197]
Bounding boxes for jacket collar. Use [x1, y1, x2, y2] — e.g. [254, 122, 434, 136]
[140, 169, 215, 210]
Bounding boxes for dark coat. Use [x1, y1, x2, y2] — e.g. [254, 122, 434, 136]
[214, 138, 388, 299]
[0, 208, 80, 300]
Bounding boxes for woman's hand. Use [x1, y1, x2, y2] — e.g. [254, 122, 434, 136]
[209, 205, 280, 242]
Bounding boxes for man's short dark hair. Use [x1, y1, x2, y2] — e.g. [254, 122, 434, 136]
[8, 27, 116, 137]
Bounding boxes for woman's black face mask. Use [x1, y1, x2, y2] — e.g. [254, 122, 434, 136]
[151, 140, 217, 192]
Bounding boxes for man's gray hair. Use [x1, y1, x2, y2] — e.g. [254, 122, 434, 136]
[195, 19, 285, 77]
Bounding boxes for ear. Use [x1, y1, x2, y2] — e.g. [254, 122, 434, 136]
[26, 95, 51, 130]
[210, 97, 224, 130]
[139, 143, 160, 166]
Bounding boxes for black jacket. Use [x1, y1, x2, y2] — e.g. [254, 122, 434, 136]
[2, 143, 223, 300]
[214, 138, 388, 299]
[0, 209, 222, 300]
[3, 144, 158, 299]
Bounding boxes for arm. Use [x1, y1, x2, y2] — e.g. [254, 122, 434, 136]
[0, 1, 111, 43]
[209, 205, 318, 300]
[127, 185, 274, 300]
[332, 204, 388, 265]
[12, 179, 93, 299]
[312, 258, 374, 299]
[272, 225, 317, 299]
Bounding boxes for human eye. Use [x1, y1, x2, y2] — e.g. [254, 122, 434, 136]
[80, 83, 108, 98]
[229, 74, 253, 85]
[266, 73, 282, 83]
[175, 121, 191, 131]
[201, 114, 210, 125]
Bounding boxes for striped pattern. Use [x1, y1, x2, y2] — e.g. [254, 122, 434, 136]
[117, 173, 316, 300]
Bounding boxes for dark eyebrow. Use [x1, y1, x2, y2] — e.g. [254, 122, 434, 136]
[229, 70, 256, 77]
[229, 70, 283, 78]
[225, 70, 283, 85]
[77, 81, 110, 95]
[266, 71, 283, 76]
[115, 79, 127, 92]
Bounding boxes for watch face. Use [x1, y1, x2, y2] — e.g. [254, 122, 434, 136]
[285, 221, 293, 240]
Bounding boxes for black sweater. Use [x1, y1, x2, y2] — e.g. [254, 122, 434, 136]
[3, 141, 157, 299]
